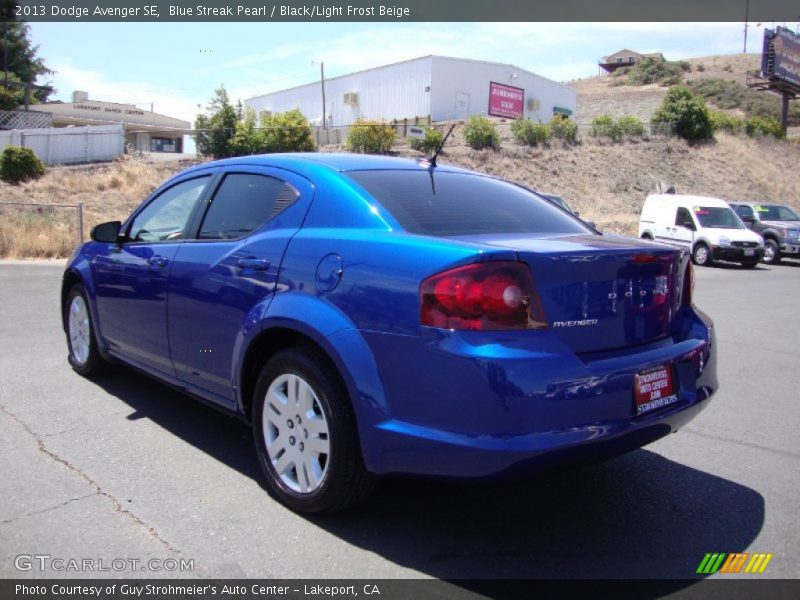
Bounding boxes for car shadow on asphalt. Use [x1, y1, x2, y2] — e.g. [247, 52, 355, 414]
[94, 365, 764, 588]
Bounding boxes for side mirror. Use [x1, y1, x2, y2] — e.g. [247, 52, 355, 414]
[683, 221, 697, 231]
[90, 221, 122, 243]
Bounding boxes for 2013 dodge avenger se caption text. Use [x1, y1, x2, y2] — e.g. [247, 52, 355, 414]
[61, 153, 717, 513]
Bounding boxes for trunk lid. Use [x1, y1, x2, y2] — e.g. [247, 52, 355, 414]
[455, 233, 688, 353]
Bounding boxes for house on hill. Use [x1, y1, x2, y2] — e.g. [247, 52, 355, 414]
[599, 49, 665, 73]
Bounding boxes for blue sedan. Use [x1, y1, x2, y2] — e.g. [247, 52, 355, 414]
[62, 153, 716, 513]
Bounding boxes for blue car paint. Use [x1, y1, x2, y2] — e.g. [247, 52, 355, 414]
[63, 153, 717, 479]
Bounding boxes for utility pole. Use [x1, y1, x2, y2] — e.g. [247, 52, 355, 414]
[3, 20, 8, 88]
[744, 0, 750, 53]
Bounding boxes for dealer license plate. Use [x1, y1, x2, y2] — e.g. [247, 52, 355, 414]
[634, 364, 678, 415]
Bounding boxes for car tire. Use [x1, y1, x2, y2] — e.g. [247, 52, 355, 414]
[763, 239, 781, 265]
[65, 284, 107, 377]
[641, 232, 653, 240]
[741, 262, 758, 269]
[692, 243, 712, 267]
[252, 348, 375, 514]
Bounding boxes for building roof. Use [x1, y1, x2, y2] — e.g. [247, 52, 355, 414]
[246, 54, 573, 102]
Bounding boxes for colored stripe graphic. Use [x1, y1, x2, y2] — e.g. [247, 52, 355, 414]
[697, 553, 727, 574]
[720, 553, 748, 573]
[745, 554, 773, 574]
[697, 552, 773, 574]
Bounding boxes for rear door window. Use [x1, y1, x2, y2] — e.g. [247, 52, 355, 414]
[346, 170, 589, 236]
[198, 173, 299, 240]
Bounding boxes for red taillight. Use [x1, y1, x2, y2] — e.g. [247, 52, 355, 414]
[420, 261, 547, 330]
[682, 260, 694, 307]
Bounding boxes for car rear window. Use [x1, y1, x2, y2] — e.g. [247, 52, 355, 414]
[346, 170, 590, 237]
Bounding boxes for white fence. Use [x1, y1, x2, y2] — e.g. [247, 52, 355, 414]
[0, 123, 125, 165]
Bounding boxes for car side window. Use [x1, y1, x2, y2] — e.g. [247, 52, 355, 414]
[736, 205, 754, 219]
[198, 173, 299, 240]
[128, 177, 209, 243]
[675, 207, 692, 226]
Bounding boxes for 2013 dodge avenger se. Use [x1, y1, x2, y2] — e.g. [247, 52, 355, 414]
[62, 153, 717, 513]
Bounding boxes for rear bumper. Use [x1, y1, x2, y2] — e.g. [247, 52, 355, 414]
[355, 310, 717, 478]
[711, 245, 763, 262]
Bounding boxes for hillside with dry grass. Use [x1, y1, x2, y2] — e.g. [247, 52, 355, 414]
[2, 52, 799, 258]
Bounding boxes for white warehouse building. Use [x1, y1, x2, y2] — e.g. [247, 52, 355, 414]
[246, 55, 577, 126]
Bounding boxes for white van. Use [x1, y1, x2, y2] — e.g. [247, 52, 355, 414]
[638, 194, 764, 267]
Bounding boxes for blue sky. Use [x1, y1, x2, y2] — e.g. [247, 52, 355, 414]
[28, 21, 782, 124]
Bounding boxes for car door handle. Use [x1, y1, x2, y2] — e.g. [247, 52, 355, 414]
[148, 256, 168, 268]
[236, 258, 270, 271]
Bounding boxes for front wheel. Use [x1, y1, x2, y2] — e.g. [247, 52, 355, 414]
[65, 284, 107, 376]
[741, 262, 759, 269]
[692, 243, 712, 267]
[252, 348, 374, 514]
[762, 239, 780, 265]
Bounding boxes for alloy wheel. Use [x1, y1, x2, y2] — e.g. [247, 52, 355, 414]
[262, 373, 330, 494]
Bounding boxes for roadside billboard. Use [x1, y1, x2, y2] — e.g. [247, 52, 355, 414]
[762, 26, 800, 88]
[488, 82, 524, 119]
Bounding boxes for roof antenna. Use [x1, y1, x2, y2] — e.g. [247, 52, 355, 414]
[420, 124, 455, 168]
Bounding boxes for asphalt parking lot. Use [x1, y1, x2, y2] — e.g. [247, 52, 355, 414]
[0, 260, 798, 581]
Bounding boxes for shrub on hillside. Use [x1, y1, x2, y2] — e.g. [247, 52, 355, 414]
[617, 115, 645, 137]
[0, 146, 45, 184]
[590, 115, 621, 140]
[548, 116, 578, 143]
[622, 58, 688, 86]
[687, 78, 800, 127]
[745, 115, 784, 139]
[709, 110, 745, 135]
[464, 116, 499, 150]
[652, 87, 714, 141]
[409, 126, 444, 154]
[346, 119, 396, 153]
[511, 118, 549, 146]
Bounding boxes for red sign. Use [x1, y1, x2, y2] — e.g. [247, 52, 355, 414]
[488, 82, 524, 119]
[634, 364, 677, 415]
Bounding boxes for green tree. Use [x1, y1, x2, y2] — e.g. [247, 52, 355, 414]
[262, 108, 316, 153]
[0, 21, 54, 103]
[194, 86, 238, 158]
[548, 115, 577, 142]
[652, 86, 714, 141]
[464, 116, 499, 149]
[230, 107, 265, 156]
[590, 115, 621, 140]
[346, 119, 396, 153]
[511, 118, 549, 146]
[0, 146, 45, 183]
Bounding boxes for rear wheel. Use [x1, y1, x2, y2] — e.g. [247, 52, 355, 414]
[65, 284, 106, 376]
[641, 232, 653, 240]
[763, 239, 780, 265]
[692, 243, 712, 267]
[252, 348, 374, 514]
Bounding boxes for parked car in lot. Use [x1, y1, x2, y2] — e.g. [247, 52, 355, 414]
[62, 154, 717, 513]
[729, 202, 800, 264]
[638, 193, 764, 267]
[540, 192, 598, 229]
